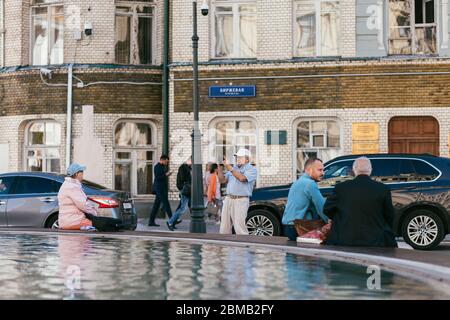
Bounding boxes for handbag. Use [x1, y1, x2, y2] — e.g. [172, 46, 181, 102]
[298, 222, 333, 244]
[293, 219, 326, 237]
[205, 201, 220, 216]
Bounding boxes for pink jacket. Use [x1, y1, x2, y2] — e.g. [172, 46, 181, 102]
[57, 177, 97, 229]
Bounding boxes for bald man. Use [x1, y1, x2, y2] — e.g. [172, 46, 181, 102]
[323, 157, 398, 247]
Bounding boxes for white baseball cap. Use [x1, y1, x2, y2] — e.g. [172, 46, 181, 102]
[234, 148, 252, 158]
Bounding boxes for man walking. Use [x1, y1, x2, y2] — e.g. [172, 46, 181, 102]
[166, 157, 192, 231]
[282, 158, 329, 240]
[148, 155, 172, 227]
[218, 148, 257, 235]
[323, 157, 398, 247]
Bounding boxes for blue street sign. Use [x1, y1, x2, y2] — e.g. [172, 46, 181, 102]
[209, 85, 256, 98]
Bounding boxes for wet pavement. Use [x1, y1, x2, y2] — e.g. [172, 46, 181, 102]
[0, 233, 447, 299]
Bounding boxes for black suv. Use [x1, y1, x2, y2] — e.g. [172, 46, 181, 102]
[246, 154, 450, 250]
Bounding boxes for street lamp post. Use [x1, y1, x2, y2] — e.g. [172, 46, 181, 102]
[190, 0, 208, 233]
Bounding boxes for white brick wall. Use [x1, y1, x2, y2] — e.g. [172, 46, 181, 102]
[3, 0, 165, 67]
[172, 0, 357, 63]
[1, 105, 448, 200]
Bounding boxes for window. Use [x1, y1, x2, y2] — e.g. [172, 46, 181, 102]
[114, 121, 156, 196]
[115, 0, 154, 64]
[214, 1, 257, 58]
[389, 0, 436, 54]
[12, 177, 60, 194]
[212, 119, 257, 164]
[31, 2, 64, 65]
[25, 121, 61, 173]
[371, 159, 401, 182]
[320, 160, 353, 187]
[411, 159, 440, 180]
[296, 119, 341, 177]
[294, 0, 340, 57]
[0, 177, 14, 195]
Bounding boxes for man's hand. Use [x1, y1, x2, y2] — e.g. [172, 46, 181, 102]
[166, 171, 173, 176]
[223, 159, 233, 171]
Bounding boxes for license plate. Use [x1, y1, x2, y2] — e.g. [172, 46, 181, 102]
[123, 203, 132, 210]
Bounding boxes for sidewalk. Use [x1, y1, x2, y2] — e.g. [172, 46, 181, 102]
[136, 217, 221, 233]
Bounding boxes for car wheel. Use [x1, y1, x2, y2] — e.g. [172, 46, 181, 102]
[246, 209, 281, 236]
[401, 210, 444, 250]
[45, 214, 59, 229]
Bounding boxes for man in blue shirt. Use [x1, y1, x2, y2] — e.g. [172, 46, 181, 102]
[218, 148, 258, 235]
[282, 158, 329, 240]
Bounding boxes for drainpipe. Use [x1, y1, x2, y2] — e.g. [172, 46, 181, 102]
[162, 0, 170, 155]
[66, 64, 73, 168]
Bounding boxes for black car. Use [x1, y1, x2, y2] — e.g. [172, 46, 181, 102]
[0, 172, 137, 230]
[246, 154, 450, 250]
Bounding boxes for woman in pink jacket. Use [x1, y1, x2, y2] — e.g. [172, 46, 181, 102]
[58, 163, 98, 230]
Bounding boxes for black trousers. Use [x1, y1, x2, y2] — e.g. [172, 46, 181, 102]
[149, 191, 173, 224]
[283, 225, 297, 241]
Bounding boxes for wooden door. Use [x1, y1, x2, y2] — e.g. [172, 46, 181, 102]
[388, 116, 439, 156]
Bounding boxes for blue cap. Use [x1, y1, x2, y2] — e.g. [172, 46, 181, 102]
[67, 163, 86, 176]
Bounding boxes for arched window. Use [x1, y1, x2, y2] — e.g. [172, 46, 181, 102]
[211, 119, 257, 164]
[295, 119, 342, 177]
[114, 121, 156, 196]
[25, 120, 61, 172]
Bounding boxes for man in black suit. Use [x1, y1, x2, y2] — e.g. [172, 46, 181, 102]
[148, 155, 173, 227]
[323, 157, 398, 247]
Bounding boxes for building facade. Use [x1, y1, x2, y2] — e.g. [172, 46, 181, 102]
[170, 0, 450, 192]
[0, 0, 165, 201]
[0, 0, 449, 202]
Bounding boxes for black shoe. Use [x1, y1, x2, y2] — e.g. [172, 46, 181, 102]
[175, 219, 182, 225]
[148, 223, 160, 227]
[166, 221, 175, 231]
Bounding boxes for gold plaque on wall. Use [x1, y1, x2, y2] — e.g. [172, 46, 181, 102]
[352, 123, 380, 141]
[352, 142, 380, 154]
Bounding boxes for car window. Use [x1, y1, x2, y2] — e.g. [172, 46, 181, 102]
[411, 160, 440, 181]
[12, 177, 61, 195]
[320, 160, 354, 188]
[370, 159, 403, 183]
[0, 177, 14, 195]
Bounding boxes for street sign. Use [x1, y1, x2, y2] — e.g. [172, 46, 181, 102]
[209, 85, 256, 98]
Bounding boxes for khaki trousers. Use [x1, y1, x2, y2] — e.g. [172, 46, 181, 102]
[219, 196, 249, 235]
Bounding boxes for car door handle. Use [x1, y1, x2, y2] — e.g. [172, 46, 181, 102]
[41, 198, 56, 203]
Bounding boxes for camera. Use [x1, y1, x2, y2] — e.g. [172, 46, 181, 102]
[40, 68, 53, 76]
[201, 1, 209, 16]
[84, 22, 93, 36]
[40, 68, 53, 79]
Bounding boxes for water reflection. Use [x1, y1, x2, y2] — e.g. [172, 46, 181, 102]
[0, 234, 447, 299]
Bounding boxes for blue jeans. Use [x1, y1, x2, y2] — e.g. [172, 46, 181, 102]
[169, 194, 190, 225]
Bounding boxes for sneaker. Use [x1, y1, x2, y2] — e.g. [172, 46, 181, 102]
[166, 221, 175, 231]
[80, 226, 97, 231]
[175, 219, 182, 225]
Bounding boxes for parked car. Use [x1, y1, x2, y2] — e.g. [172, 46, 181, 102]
[246, 154, 450, 250]
[0, 172, 137, 230]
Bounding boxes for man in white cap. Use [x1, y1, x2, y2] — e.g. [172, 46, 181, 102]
[218, 148, 257, 235]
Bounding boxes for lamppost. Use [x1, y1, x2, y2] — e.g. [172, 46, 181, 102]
[190, 0, 209, 233]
